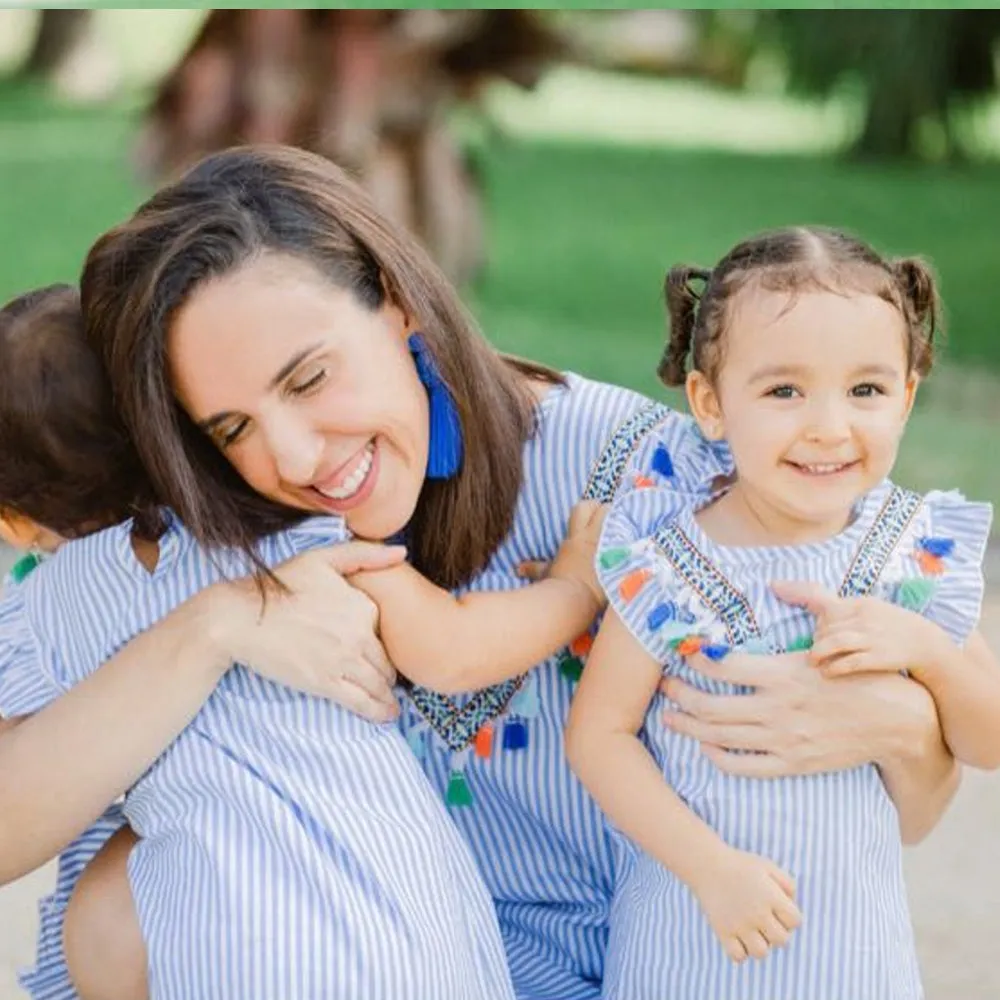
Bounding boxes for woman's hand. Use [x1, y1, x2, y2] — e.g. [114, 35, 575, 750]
[661, 648, 940, 778]
[215, 542, 406, 721]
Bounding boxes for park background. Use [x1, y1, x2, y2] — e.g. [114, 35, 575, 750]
[1, 7, 999, 999]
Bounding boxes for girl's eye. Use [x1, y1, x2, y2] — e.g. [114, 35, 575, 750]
[765, 384, 799, 399]
[289, 368, 327, 396]
[851, 382, 886, 398]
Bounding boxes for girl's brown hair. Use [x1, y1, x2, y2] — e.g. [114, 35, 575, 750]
[81, 145, 559, 588]
[0, 285, 160, 539]
[658, 226, 939, 387]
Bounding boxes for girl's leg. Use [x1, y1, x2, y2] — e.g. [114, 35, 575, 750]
[64, 826, 148, 1000]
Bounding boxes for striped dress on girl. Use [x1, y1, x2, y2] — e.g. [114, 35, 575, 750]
[401, 373, 734, 1000]
[0, 516, 515, 1000]
[595, 479, 992, 1000]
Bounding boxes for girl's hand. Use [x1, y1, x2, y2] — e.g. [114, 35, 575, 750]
[517, 500, 608, 611]
[690, 846, 802, 963]
[772, 581, 940, 678]
[216, 542, 406, 721]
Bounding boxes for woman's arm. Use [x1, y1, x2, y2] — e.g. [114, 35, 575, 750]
[660, 651, 959, 845]
[350, 502, 605, 693]
[0, 542, 401, 886]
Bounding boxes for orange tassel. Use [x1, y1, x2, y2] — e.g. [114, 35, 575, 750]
[676, 636, 703, 657]
[570, 632, 593, 657]
[633, 474, 655, 489]
[917, 550, 945, 576]
[618, 569, 652, 602]
[474, 725, 494, 758]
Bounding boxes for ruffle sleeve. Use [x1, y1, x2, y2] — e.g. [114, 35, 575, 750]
[0, 580, 60, 718]
[596, 487, 728, 667]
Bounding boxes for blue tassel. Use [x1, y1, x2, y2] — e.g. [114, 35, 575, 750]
[701, 643, 730, 661]
[647, 602, 677, 631]
[502, 719, 529, 751]
[652, 444, 674, 478]
[918, 536, 954, 558]
[408, 333, 463, 479]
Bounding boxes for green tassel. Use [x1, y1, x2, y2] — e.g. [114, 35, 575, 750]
[9, 553, 41, 584]
[898, 577, 937, 612]
[786, 634, 814, 653]
[445, 771, 474, 808]
[599, 547, 631, 570]
[559, 654, 584, 683]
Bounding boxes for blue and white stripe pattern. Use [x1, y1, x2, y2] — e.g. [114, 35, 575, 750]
[13, 803, 126, 1000]
[595, 480, 992, 1000]
[0, 516, 515, 1000]
[403, 374, 732, 1000]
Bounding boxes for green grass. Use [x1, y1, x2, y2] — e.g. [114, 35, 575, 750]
[2, 84, 1000, 518]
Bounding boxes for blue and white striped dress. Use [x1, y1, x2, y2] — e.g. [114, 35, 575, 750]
[595, 479, 992, 1000]
[401, 374, 733, 1000]
[0, 570, 128, 1000]
[0, 516, 515, 1000]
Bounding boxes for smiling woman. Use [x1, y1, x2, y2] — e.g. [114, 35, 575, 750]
[168, 254, 429, 537]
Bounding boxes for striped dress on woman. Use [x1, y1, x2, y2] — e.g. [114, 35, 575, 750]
[594, 479, 991, 1000]
[0, 515, 515, 1000]
[401, 373, 734, 1000]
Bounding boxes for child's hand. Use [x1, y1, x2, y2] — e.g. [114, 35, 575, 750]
[517, 501, 607, 609]
[691, 847, 802, 963]
[772, 581, 940, 678]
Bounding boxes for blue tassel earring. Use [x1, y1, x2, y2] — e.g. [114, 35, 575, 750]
[408, 332, 464, 479]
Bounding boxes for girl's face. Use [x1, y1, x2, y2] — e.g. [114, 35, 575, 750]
[687, 287, 917, 540]
[168, 253, 430, 541]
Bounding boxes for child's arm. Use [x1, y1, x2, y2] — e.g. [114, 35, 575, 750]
[774, 581, 1000, 770]
[565, 612, 802, 962]
[349, 501, 606, 693]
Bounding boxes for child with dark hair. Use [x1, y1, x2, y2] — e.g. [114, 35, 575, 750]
[567, 227, 1000, 1000]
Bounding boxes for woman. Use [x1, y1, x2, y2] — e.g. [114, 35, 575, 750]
[2, 147, 957, 1000]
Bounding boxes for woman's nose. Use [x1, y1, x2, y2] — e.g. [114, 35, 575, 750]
[264, 413, 324, 485]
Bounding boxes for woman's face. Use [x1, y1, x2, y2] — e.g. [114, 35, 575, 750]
[168, 253, 430, 540]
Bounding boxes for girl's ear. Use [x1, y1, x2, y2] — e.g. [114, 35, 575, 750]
[685, 370, 725, 440]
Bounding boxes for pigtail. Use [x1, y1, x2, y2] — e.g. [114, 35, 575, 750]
[657, 266, 711, 386]
[892, 256, 939, 375]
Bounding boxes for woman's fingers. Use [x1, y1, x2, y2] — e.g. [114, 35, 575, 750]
[662, 715, 767, 752]
[661, 677, 769, 725]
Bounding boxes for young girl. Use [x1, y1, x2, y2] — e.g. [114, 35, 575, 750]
[566, 226, 1000, 1000]
[0, 285, 604, 999]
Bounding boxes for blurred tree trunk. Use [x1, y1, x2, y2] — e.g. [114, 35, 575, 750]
[770, 9, 1000, 160]
[135, 10, 566, 284]
[22, 10, 93, 78]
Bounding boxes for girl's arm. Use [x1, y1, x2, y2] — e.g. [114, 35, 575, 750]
[565, 613, 802, 961]
[350, 502, 605, 693]
[906, 628, 1000, 770]
[0, 542, 401, 886]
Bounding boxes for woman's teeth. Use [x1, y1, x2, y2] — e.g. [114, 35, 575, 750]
[316, 443, 375, 500]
